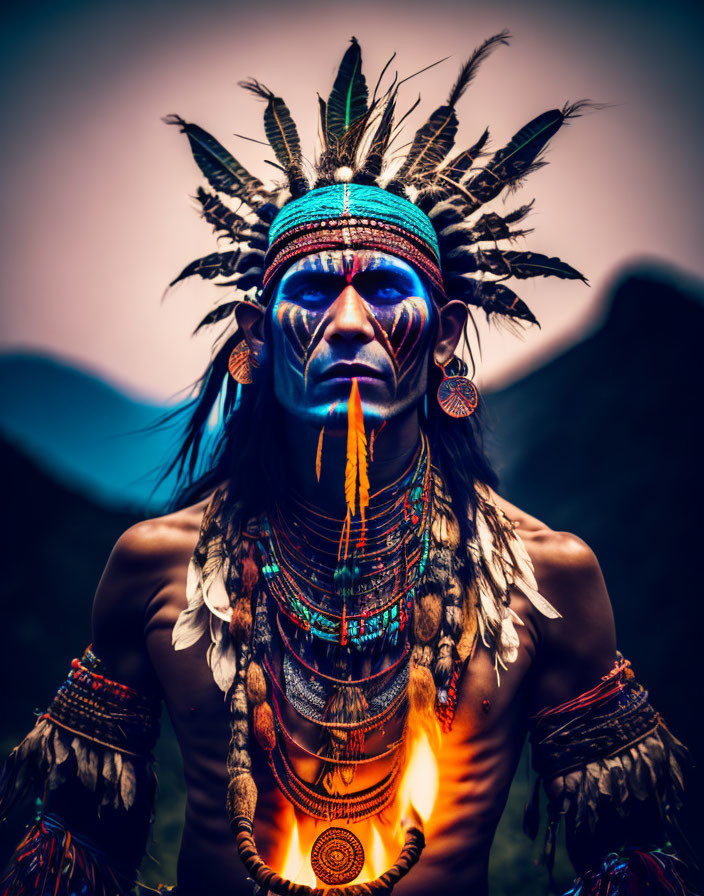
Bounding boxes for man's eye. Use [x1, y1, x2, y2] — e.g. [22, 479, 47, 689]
[353, 271, 413, 303]
[283, 281, 335, 306]
[374, 285, 405, 301]
[290, 287, 327, 304]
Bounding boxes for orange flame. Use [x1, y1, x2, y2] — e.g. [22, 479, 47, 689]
[280, 818, 316, 887]
[278, 724, 441, 886]
[398, 727, 440, 827]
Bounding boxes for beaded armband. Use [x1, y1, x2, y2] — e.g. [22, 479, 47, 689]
[525, 655, 690, 881]
[45, 647, 160, 758]
[0, 646, 161, 817]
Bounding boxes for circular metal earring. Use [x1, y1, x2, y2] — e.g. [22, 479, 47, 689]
[436, 356, 478, 418]
[228, 341, 256, 384]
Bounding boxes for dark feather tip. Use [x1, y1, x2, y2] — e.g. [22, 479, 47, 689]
[561, 98, 611, 120]
[239, 78, 274, 101]
[162, 113, 186, 129]
[446, 30, 511, 108]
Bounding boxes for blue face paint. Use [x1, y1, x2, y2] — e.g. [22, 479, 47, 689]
[269, 250, 437, 425]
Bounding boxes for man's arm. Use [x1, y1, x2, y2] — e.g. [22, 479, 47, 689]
[523, 528, 694, 892]
[0, 522, 165, 894]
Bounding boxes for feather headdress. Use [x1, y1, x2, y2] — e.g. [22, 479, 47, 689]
[166, 33, 592, 334]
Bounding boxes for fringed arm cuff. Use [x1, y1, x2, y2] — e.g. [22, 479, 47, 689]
[0, 646, 160, 817]
[525, 655, 693, 886]
[0, 646, 161, 889]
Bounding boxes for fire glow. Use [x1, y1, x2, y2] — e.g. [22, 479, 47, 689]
[280, 727, 441, 886]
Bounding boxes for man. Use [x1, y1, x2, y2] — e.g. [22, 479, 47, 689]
[0, 35, 694, 896]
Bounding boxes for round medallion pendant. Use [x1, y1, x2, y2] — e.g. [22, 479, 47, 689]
[311, 827, 365, 885]
[437, 375, 478, 418]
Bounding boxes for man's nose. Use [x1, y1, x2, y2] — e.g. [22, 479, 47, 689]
[325, 285, 375, 344]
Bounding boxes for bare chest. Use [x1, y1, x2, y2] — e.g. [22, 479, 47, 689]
[143, 552, 538, 893]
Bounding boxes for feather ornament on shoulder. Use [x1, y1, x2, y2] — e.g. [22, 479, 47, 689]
[208, 612, 238, 694]
[471, 487, 559, 679]
[174, 558, 237, 692]
[173, 488, 245, 693]
[172, 559, 209, 651]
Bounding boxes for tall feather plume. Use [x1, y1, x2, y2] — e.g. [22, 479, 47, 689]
[466, 100, 595, 209]
[163, 115, 264, 201]
[447, 30, 510, 107]
[393, 103, 459, 187]
[317, 39, 374, 180]
[396, 32, 509, 186]
[324, 37, 369, 146]
[239, 80, 309, 198]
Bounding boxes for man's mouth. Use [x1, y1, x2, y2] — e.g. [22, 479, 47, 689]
[318, 362, 387, 381]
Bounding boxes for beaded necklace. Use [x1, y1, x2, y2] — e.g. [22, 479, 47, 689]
[246, 436, 435, 812]
[259, 434, 432, 650]
[173, 438, 560, 893]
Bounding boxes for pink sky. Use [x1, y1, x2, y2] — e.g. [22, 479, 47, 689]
[1, 0, 702, 400]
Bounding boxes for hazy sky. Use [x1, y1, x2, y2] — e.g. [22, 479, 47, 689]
[1, 0, 702, 400]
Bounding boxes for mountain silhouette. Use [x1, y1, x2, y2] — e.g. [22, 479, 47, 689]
[0, 353, 184, 510]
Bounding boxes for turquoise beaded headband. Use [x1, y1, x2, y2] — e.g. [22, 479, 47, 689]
[263, 184, 443, 293]
[268, 185, 440, 256]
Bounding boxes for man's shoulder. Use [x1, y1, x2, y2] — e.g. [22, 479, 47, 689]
[93, 496, 210, 622]
[487, 489, 617, 694]
[110, 497, 209, 572]
[90, 495, 213, 688]
[488, 489, 606, 617]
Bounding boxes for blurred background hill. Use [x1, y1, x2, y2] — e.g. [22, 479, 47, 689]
[1, 263, 702, 892]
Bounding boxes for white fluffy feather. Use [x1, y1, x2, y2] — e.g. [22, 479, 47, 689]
[203, 568, 233, 622]
[207, 615, 237, 694]
[514, 575, 561, 620]
[473, 493, 561, 677]
[499, 606, 520, 665]
[172, 560, 209, 650]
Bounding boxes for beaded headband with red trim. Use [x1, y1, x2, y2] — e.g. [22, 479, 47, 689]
[263, 214, 444, 296]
